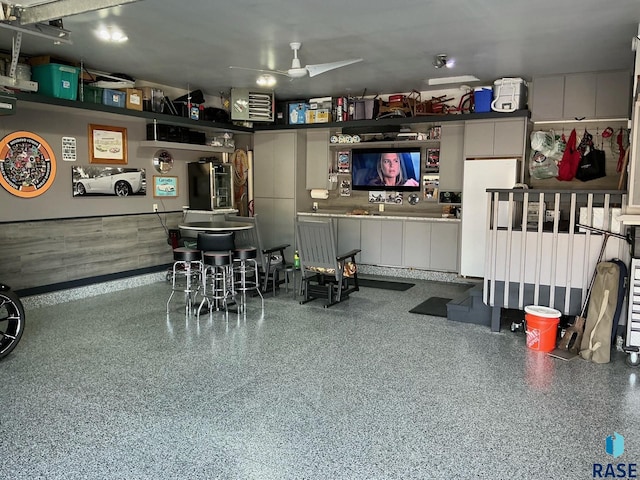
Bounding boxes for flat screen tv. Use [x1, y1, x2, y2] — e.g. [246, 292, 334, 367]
[351, 147, 421, 191]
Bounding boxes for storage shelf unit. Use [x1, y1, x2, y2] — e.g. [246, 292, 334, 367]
[139, 140, 234, 153]
[12, 92, 253, 134]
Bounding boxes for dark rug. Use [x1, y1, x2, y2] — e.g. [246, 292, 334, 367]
[357, 278, 415, 291]
[409, 297, 452, 317]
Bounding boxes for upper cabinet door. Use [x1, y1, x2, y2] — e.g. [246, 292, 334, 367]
[531, 76, 565, 121]
[563, 73, 597, 120]
[532, 71, 631, 121]
[596, 71, 631, 119]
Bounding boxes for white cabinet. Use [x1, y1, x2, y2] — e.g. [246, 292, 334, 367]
[305, 128, 331, 190]
[430, 223, 459, 271]
[403, 221, 459, 272]
[253, 130, 303, 258]
[438, 122, 464, 191]
[355, 218, 403, 266]
[403, 221, 431, 269]
[532, 71, 631, 121]
[337, 217, 361, 261]
[463, 118, 526, 158]
[332, 216, 459, 272]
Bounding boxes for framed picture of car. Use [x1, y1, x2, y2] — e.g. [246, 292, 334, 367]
[89, 124, 127, 164]
[153, 175, 178, 197]
[72, 166, 146, 197]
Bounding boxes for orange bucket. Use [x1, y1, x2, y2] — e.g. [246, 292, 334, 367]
[525, 305, 561, 352]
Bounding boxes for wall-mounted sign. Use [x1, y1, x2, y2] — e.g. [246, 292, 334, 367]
[153, 175, 178, 197]
[62, 136, 77, 162]
[0, 131, 56, 198]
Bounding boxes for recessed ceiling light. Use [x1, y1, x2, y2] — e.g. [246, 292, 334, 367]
[256, 74, 276, 87]
[427, 75, 480, 86]
[96, 26, 128, 43]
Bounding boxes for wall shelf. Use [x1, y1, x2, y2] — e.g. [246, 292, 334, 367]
[12, 92, 253, 134]
[329, 139, 439, 149]
[138, 140, 234, 153]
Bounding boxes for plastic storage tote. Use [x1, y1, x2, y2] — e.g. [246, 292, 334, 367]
[31, 63, 80, 100]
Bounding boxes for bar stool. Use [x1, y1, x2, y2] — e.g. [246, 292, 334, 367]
[166, 247, 202, 315]
[197, 251, 234, 317]
[233, 247, 264, 312]
[196, 232, 235, 317]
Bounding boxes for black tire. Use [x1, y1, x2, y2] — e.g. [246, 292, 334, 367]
[626, 352, 640, 367]
[114, 181, 132, 196]
[76, 183, 86, 195]
[0, 289, 25, 359]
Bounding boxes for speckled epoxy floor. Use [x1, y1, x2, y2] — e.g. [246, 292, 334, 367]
[2, 277, 640, 480]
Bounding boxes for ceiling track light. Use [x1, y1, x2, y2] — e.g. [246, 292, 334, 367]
[433, 54, 448, 69]
[433, 53, 455, 69]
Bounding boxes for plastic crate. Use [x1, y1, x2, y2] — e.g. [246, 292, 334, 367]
[102, 88, 126, 108]
[79, 84, 103, 104]
[31, 63, 80, 100]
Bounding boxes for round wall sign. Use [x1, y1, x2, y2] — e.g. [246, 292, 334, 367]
[0, 131, 57, 198]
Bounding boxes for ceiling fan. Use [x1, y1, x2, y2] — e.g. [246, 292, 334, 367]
[230, 42, 363, 79]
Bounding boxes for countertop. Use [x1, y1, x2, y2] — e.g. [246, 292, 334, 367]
[297, 211, 460, 222]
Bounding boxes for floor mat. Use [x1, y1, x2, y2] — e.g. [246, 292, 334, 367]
[409, 297, 451, 317]
[357, 278, 414, 291]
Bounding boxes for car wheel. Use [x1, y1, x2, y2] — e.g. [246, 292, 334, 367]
[0, 289, 25, 359]
[76, 183, 86, 195]
[114, 181, 132, 196]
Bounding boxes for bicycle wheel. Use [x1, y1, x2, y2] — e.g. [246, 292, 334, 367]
[0, 289, 25, 359]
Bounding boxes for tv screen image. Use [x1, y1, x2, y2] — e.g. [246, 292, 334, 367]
[351, 147, 421, 191]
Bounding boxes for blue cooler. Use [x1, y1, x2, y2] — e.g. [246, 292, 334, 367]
[474, 87, 493, 113]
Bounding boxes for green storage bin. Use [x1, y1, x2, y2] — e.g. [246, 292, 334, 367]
[78, 84, 103, 104]
[31, 63, 80, 100]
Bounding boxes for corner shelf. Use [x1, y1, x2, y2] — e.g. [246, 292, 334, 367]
[138, 140, 234, 153]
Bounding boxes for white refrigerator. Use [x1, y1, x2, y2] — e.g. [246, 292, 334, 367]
[460, 158, 520, 278]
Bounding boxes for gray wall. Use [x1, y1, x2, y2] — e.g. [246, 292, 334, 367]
[0, 102, 252, 222]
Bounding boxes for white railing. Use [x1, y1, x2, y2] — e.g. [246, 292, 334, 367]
[483, 189, 630, 315]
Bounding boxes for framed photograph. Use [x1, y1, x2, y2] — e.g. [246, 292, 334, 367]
[89, 124, 127, 164]
[337, 151, 350, 173]
[426, 148, 440, 171]
[73, 166, 146, 197]
[153, 175, 178, 197]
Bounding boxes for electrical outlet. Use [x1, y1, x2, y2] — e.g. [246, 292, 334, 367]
[153, 204, 158, 212]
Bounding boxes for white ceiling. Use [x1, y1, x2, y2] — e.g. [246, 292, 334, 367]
[2, 0, 640, 101]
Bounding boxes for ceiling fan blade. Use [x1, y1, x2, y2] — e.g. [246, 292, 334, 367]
[228, 66, 289, 76]
[305, 58, 363, 77]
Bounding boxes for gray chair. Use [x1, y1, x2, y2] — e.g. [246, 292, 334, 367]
[295, 218, 360, 308]
[225, 214, 291, 295]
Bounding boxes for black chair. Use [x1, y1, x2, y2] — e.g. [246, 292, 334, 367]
[296, 219, 360, 308]
[226, 214, 291, 295]
[196, 232, 235, 316]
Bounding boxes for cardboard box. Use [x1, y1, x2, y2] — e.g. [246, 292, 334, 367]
[288, 102, 308, 124]
[119, 88, 143, 111]
[314, 108, 332, 123]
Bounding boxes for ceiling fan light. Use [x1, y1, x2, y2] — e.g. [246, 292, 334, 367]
[256, 74, 276, 87]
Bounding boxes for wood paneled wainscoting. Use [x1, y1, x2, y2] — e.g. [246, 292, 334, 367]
[0, 212, 183, 294]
